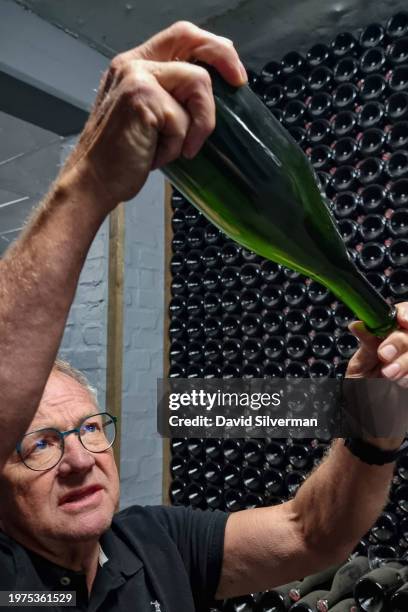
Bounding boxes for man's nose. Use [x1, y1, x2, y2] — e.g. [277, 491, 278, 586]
[57, 433, 95, 475]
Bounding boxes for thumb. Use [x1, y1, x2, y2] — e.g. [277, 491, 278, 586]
[348, 321, 381, 352]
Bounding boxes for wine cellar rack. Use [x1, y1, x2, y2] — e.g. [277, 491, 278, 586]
[166, 11, 408, 612]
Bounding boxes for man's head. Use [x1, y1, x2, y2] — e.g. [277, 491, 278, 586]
[0, 361, 120, 552]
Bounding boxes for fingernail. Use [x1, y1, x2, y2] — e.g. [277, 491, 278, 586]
[379, 344, 398, 361]
[240, 62, 247, 81]
[382, 362, 401, 379]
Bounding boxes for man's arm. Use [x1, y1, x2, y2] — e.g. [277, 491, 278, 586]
[217, 307, 408, 598]
[0, 21, 246, 470]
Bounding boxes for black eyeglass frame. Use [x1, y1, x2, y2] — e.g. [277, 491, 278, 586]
[15, 412, 118, 471]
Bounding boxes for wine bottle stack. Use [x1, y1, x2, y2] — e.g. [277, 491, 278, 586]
[169, 11, 408, 610]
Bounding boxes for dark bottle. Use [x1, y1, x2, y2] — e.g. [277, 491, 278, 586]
[358, 101, 385, 129]
[205, 485, 223, 510]
[331, 32, 359, 58]
[281, 51, 306, 76]
[186, 483, 205, 508]
[331, 165, 360, 192]
[186, 272, 204, 295]
[203, 339, 222, 363]
[241, 313, 262, 336]
[358, 128, 386, 157]
[289, 127, 308, 148]
[222, 338, 242, 363]
[285, 75, 310, 101]
[186, 317, 204, 340]
[309, 305, 333, 331]
[204, 315, 222, 338]
[172, 209, 186, 232]
[387, 92, 408, 122]
[389, 269, 408, 298]
[311, 332, 335, 359]
[202, 363, 220, 377]
[243, 439, 264, 466]
[285, 470, 306, 496]
[223, 314, 240, 338]
[388, 238, 408, 267]
[264, 336, 285, 361]
[387, 121, 408, 150]
[333, 83, 358, 111]
[285, 361, 308, 378]
[224, 595, 255, 612]
[360, 23, 386, 49]
[360, 184, 388, 214]
[202, 269, 220, 293]
[201, 245, 220, 268]
[386, 151, 408, 179]
[389, 178, 408, 208]
[307, 92, 332, 119]
[286, 443, 312, 470]
[186, 364, 203, 379]
[265, 440, 286, 467]
[332, 110, 358, 138]
[241, 263, 262, 287]
[242, 363, 263, 378]
[388, 208, 408, 237]
[337, 219, 359, 246]
[222, 290, 241, 314]
[390, 582, 408, 611]
[333, 137, 359, 165]
[172, 230, 187, 253]
[170, 252, 185, 276]
[169, 364, 185, 378]
[307, 281, 333, 305]
[203, 460, 223, 485]
[258, 580, 303, 612]
[264, 467, 285, 496]
[224, 462, 241, 488]
[360, 47, 388, 75]
[186, 226, 205, 250]
[264, 360, 286, 377]
[204, 439, 222, 461]
[307, 119, 333, 145]
[170, 455, 186, 480]
[169, 317, 187, 341]
[307, 43, 334, 68]
[261, 285, 284, 309]
[204, 223, 222, 245]
[354, 564, 408, 612]
[283, 100, 307, 126]
[332, 192, 360, 218]
[261, 60, 283, 86]
[310, 145, 333, 171]
[309, 66, 334, 92]
[171, 191, 187, 210]
[285, 309, 309, 333]
[309, 359, 333, 379]
[289, 565, 343, 603]
[360, 214, 386, 241]
[261, 260, 284, 282]
[263, 311, 284, 334]
[323, 599, 356, 612]
[203, 292, 221, 316]
[316, 557, 370, 612]
[290, 590, 330, 612]
[221, 364, 241, 378]
[223, 439, 243, 464]
[241, 288, 262, 312]
[169, 340, 186, 364]
[366, 272, 388, 294]
[221, 242, 242, 265]
[186, 341, 203, 365]
[370, 511, 398, 545]
[389, 64, 408, 94]
[284, 282, 307, 308]
[186, 458, 203, 482]
[224, 488, 243, 512]
[388, 37, 408, 66]
[242, 466, 264, 492]
[169, 479, 185, 505]
[286, 335, 310, 360]
[358, 242, 387, 271]
[359, 74, 388, 102]
[170, 437, 188, 456]
[336, 331, 359, 358]
[264, 83, 286, 109]
[242, 338, 262, 362]
[386, 12, 408, 40]
[333, 57, 359, 84]
[184, 249, 201, 272]
[221, 266, 240, 290]
[164, 69, 396, 335]
[357, 157, 385, 186]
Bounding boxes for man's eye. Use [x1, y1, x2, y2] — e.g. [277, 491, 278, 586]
[36, 439, 48, 450]
[83, 423, 97, 433]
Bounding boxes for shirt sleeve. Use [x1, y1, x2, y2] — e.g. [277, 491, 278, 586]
[146, 505, 229, 609]
[0, 535, 18, 590]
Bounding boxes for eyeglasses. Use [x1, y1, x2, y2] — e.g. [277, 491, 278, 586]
[16, 412, 117, 471]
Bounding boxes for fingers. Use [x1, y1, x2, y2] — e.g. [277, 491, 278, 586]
[123, 21, 247, 87]
[150, 61, 216, 159]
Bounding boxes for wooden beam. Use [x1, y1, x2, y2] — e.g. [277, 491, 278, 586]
[162, 181, 174, 505]
[106, 204, 125, 472]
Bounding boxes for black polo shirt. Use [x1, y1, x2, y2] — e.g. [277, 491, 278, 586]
[0, 504, 229, 612]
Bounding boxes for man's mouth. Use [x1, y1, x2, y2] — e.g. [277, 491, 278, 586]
[59, 485, 103, 506]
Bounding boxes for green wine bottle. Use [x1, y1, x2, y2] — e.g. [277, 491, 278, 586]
[163, 68, 396, 336]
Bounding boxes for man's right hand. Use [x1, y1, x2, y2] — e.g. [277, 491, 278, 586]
[62, 21, 247, 211]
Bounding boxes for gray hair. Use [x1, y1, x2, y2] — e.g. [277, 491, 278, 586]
[53, 359, 98, 404]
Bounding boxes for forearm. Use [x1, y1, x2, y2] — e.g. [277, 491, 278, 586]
[0, 166, 111, 467]
[293, 438, 394, 558]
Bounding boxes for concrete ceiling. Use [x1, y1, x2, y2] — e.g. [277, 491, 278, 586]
[14, 0, 408, 70]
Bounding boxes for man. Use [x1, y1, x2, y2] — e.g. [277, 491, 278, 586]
[0, 20, 408, 612]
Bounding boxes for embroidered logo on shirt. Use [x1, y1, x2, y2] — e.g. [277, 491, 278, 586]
[150, 601, 162, 612]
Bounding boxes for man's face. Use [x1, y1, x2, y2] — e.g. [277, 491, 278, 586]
[0, 371, 120, 548]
